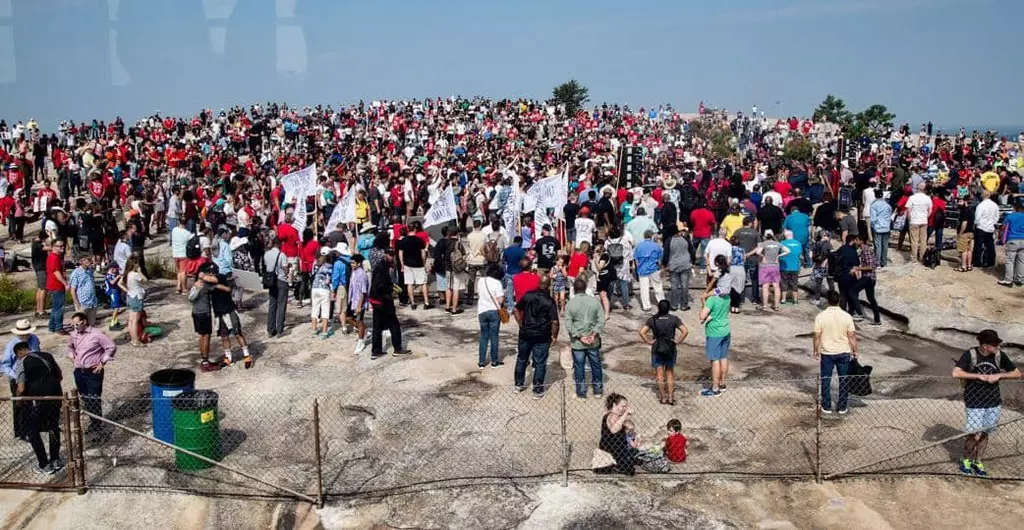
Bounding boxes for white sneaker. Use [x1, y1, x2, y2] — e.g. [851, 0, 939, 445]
[354, 339, 367, 354]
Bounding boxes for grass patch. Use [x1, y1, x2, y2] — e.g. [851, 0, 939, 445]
[0, 275, 48, 315]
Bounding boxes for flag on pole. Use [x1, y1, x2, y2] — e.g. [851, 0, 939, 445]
[424, 186, 457, 227]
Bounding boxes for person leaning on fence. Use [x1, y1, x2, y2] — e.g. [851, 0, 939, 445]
[952, 329, 1021, 477]
[2, 320, 41, 442]
[13, 341, 65, 475]
[813, 290, 858, 415]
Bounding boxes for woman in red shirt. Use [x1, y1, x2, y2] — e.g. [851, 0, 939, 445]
[296, 229, 320, 308]
[567, 241, 590, 297]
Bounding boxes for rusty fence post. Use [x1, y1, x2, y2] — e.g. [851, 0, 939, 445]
[313, 398, 324, 508]
[560, 380, 569, 487]
[67, 389, 87, 494]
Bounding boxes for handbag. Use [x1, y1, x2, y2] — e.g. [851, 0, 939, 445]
[848, 359, 873, 396]
[892, 213, 907, 232]
[262, 249, 280, 290]
[484, 280, 510, 324]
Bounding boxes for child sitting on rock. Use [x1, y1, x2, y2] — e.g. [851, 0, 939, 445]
[663, 419, 687, 463]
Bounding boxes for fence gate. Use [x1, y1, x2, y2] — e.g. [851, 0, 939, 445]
[0, 394, 86, 493]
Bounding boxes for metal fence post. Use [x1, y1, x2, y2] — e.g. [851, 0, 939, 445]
[815, 374, 822, 484]
[67, 389, 87, 494]
[560, 380, 568, 487]
[313, 398, 324, 508]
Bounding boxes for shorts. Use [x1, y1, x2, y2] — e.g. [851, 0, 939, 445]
[35, 271, 46, 289]
[192, 313, 213, 335]
[216, 311, 242, 337]
[705, 334, 731, 361]
[435, 273, 448, 291]
[956, 232, 974, 253]
[781, 271, 800, 291]
[108, 292, 123, 309]
[335, 285, 348, 316]
[127, 295, 144, 312]
[446, 272, 466, 292]
[651, 348, 677, 368]
[404, 266, 427, 285]
[175, 257, 187, 273]
[965, 406, 1001, 435]
[758, 265, 781, 285]
[310, 288, 331, 319]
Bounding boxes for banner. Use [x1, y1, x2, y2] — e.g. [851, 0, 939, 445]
[281, 164, 317, 199]
[423, 186, 457, 228]
[326, 184, 360, 233]
[502, 169, 521, 233]
[524, 172, 568, 215]
[292, 196, 307, 234]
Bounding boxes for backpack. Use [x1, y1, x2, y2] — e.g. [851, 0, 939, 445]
[483, 235, 500, 263]
[607, 240, 625, 266]
[922, 247, 940, 269]
[960, 347, 1003, 387]
[450, 240, 469, 273]
[186, 235, 202, 259]
[827, 248, 844, 279]
[838, 186, 853, 210]
[651, 315, 676, 360]
[75, 213, 90, 251]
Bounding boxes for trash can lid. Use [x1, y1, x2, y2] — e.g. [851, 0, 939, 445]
[171, 389, 219, 411]
[150, 369, 197, 388]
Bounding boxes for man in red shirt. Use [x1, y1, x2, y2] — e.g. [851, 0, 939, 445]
[688, 202, 716, 269]
[512, 257, 541, 303]
[276, 206, 301, 283]
[46, 240, 69, 335]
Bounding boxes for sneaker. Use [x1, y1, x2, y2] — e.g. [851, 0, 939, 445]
[370, 353, 386, 360]
[997, 280, 1012, 287]
[821, 407, 833, 415]
[32, 464, 51, 475]
[49, 458, 65, 473]
[700, 389, 721, 397]
[410, 304, 418, 310]
[220, 357, 233, 368]
[680, 306, 691, 311]
[452, 308, 464, 315]
[354, 339, 368, 354]
[852, 315, 865, 322]
[322, 329, 335, 340]
[958, 458, 974, 475]
[532, 392, 546, 400]
[514, 386, 527, 393]
[392, 349, 412, 356]
[593, 393, 603, 400]
[423, 304, 435, 310]
[490, 361, 505, 368]
[869, 321, 882, 326]
[837, 408, 849, 415]
[576, 395, 587, 401]
[243, 356, 253, 369]
[972, 461, 988, 477]
[478, 364, 487, 369]
[313, 328, 321, 336]
[200, 360, 220, 372]
[718, 385, 727, 393]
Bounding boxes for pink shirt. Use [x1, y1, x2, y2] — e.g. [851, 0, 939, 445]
[67, 327, 117, 369]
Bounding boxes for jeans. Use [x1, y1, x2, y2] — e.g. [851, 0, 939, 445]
[48, 290, 65, 332]
[267, 279, 288, 335]
[74, 367, 104, 428]
[371, 301, 403, 355]
[478, 310, 500, 366]
[637, 272, 665, 311]
[848, 277, 880, 323]
[668, 269, 691, 308]
[693, 238, 708, 269]
[800, 240, 812, 268]
[820, 352, 851, 411]
[932, 226, 944, 253]
[167, 218, 177, 246]
[1005, 240, 1024, 283]
[503, 273, 515, 309]
[24, 404, 61, 468]
[571, 347, 604, 397]
[973, 229, 995, 268]
[744, 258, 761, 304]
[872, 230, 890, 267]
[618, 279, 631, 308]
[514, 338, 550, 395]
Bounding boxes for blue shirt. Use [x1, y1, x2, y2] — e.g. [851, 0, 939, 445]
[633, 240, 663, 276]
[213, 240, 233, 274]
[2, 334, 40, 380]
[869, 199, 893, 233]
[779, 239, 803, 272]
[1005, 212, 1024, 242]
[503, 246, 526, 275]
[331, 256, 350, 290]
[782, 212, 811, 244]
[69, 266, 98, 309]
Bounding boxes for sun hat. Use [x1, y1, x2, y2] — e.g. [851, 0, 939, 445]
[11, 319, 36, 336]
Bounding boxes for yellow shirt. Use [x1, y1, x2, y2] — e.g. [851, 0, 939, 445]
[355, 199, 369, 223]
[981, 172, 1000, 192]
[721, 214, 745, 240]
[814, 306, 855, 355]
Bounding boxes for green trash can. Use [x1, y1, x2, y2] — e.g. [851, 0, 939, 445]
[171, 390, 221, 471]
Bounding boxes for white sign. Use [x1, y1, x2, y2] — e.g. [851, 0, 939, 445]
[423, 186, 457, 228]
[292, 197, 307, 234]
[502, 169, 521, 233]
[524, 172, 567, 214]
[280, 164, 317, 198]
[326, 184, 360, 233]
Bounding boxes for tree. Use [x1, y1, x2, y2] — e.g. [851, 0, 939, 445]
[688, 118, 737, 159]
[781, 136, 816, 163]
[849, 104, 896, 141]
[551, 79, 589, 115]
[812, 95, 853, 128]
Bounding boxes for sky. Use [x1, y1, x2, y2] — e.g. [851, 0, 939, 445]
[0, 0, 1021, 133]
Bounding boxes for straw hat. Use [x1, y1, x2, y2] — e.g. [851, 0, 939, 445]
[11, 319, 36, 336]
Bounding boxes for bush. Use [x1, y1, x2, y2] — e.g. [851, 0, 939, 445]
[147, 258, 178, 280]
[781, 137, 816, 162]
[0, 275, 45, 315]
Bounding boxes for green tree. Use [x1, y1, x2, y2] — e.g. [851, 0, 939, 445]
[551, 79, 590, 115]
[812, 95, 853, 127]
[848, 104, 896, 141]
[781, 136, 816, 163]
[688, 118, 737, 159]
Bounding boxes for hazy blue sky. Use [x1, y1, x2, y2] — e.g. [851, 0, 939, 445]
[0, 0, 1020, 132]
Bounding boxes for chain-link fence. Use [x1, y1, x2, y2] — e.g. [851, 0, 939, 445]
[4, 376, 1023, 502]
[0, 396, 79, 491]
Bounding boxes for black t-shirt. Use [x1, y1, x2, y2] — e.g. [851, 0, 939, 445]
[836, 244, 860, 282]
[433, 238, 450, 274]
[563, 203, 578, 228]
[515, 290, 558, 342]
[956, 349, 1017, 408]
[596, 198, 615, 227]
[959, 205, 976, 233]
[597, 252, 617, 288]
[19, 351, 63, 397]
[210, 274, 236, 316]
[31, 240, 47, 271]
[757, 204, 785, 235]
[398, 235, 426, 268]
[534, 236, 560, 269]
[645, 313, 682, 356]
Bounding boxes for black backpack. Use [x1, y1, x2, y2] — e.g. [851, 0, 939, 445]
[922, 247, 940, 269]
[186, 235, 202, 259]
[827, 248, 845, 279]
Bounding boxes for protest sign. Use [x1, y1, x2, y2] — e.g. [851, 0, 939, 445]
[423, 186, 457, 227]
[502, 169, 521, 233]
[326, 184, 360, 233]
[280, 164, 317, 198]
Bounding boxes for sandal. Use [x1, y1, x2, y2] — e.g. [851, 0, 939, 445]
[966, 267, 973, 271]
[772, 306, 780, 312]
[953, 267, 965, 272]
[668, 398, 676, 406]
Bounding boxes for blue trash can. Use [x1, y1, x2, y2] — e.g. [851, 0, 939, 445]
[149, 369, 196, 443]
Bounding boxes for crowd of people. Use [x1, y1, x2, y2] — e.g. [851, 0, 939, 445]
[1, 97, 1022, 476]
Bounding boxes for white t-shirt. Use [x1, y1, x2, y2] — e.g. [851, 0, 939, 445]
[905, 193, 932, 226]
[476, 277, 505, 315]
[126, 271, 146, 300]
[705, 238, 732, 268]
[574, 217, 596, 246]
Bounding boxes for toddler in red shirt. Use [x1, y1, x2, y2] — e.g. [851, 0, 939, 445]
[664, 419, 688, 463]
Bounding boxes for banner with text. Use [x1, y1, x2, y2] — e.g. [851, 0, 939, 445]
[423, 186, 457, 228]
[326, 184, 360, 233]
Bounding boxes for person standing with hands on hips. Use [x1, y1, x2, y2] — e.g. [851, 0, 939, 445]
[67, 312, 117, 436]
